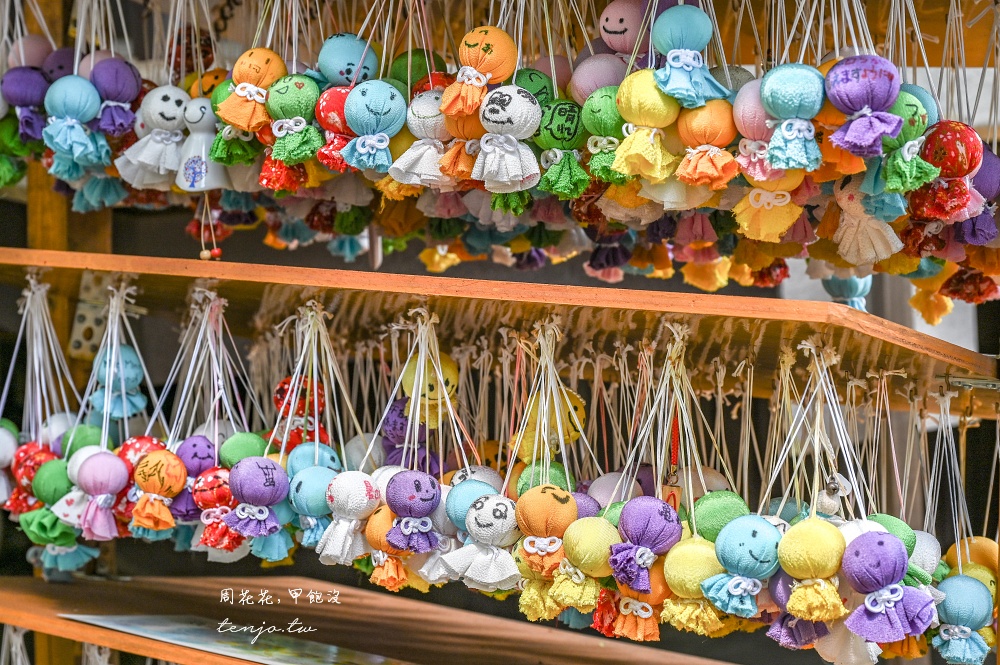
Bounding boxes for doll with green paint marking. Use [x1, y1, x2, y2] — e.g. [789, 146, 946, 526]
[266, 74, 325, 166]
[535, 98, 591, 199]
[881, 91, 940, 193]
[208, 79, 264, 166]
[582, 86, 629, 185]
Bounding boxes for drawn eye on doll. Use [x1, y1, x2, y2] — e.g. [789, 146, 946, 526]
[414, 479, 422, 492]
[492, 504, 508, 520]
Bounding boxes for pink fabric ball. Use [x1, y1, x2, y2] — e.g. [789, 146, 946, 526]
[532, 54, 573, 92]
[78, 50, 113, 79]
[599, 0, 645, 54]
[573, 38, 614, 68]
[77, 451, 130, 496]
[732, 78, 773, 140]
[8, 35, 52, 68]
[569, 54, 627, 105]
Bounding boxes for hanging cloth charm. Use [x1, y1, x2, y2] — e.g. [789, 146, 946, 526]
[650, 5, 729, 108]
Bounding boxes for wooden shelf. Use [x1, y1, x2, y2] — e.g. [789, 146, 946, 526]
[0, 575, 726, 665]
[0, 247, 995, 416]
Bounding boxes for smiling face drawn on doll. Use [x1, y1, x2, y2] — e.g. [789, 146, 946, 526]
[183, 98, 215, 132]
[480, 85, 541, 138]
[408, 91, 443, 119]
[539, 484, 573, 504]
[318, 34, 376, 86]
[602, 15, 628, 35]
[466, 494, 520, 546]
[141, 85, 191, 131]
[483, 91, 513, 125]
[386, 470, 440, 518]
[715, 514, 782, 579]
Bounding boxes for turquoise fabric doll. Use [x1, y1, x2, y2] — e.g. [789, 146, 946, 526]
[651, 5, 729, 108]
[288, 466, 337, 548]
[760, 63, 825, 171]
[250, 499, 297, 562]
[42, 75, 109, 181]
[340, 80, 407, 172]
[310, 33, 378, 88]
[932, 575, 993, 665]
[701, 514, 782, 617]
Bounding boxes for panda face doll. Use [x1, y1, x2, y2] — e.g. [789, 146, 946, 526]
[142, 85, 191, 132]
[406, 89, 450, 141]
[466, 494, 521, 547]
[479, 85, 542, 140]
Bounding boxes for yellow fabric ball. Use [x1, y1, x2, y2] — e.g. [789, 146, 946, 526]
[778, 517, 845, 579]
[617, 69, 680, 127]
[945, 537, 999, 576]
[563, 516, 621, 577]
[401, 352, 459, 401]
[663, 537, 725, 598]
[266, 452, 288, 469]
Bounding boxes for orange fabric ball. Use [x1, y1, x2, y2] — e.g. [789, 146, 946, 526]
[217, 48, 288, 132]
[515, 483, 578, 537]
[440, 27, 517, 117]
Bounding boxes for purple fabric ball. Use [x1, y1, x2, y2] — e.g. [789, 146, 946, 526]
[228, 456, 289, 507]
[609, 495, 682, 592]
[634, 464, 657, 498]
[1, 66, 49, 107]
[646, 215, 677, 244]
[385, 470, 440, 518]
[973, 145, 1000, 200]
[588, 243, 632, 270]
[175, 435, 216, 476]
[89, 58, 141, 136]
[381, 397, 427, 447]
[572, 492, 601, 518]
[953, 212, 999, 246]
[514, 248, 547, 271]
[42, 47, 75, 82]
[767, 612, 829, 649]
[825, 56, 902, 157]
[841, 531, 908, 593]
[383, 444, 441, 475]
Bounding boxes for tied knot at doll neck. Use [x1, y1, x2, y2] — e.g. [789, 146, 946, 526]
[619, 597, 653, 618]
[234, 503, 268, 520]
[460, 138, 481, 155]
[45, 544, 77, 555]
[541, 148, 581, 169]
[739, 138, 769, 160]
[767, 118, 815, 141]
[456, 66, 492, 87]
[748, 188, 791, 209]
[938, 624, 973, 641]
[355, 133, 390, 155]
[864, 583, 904, 613]
[416, 138, 446, 153]
[94, 493, 117, 509]
[900, 136, 925, 161]
[846, 105, 874, 121]
[524, 535, 562, 555]
[727, 575, 763, 596]
[371, 549, 389, 566]
[272, 117, 308, 137]
[185, 476, 196, 492]
[222, 125, 254, 141]
[666, 49, 704, 71]
[99, 100, 131, 111]
[480, 133, 519, 154]
[200, 506, 231, 524]
[686, 144, 724, 157]
[135, 489, 173, 506]
[623, 123, 664, 144]
[298, 515, 318, 529]
[234, 82, 267, 104]
[558, 557, 586, 584]
[397, 516, 433, 535]
[634, 546, 656, 568]
[150, 129, 184, 144]
[588, 135, 619, 153]
[794, 576, 839, 591]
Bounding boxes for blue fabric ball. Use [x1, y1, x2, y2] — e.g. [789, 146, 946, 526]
[445, 479, 495, 532]
[288, 466, 337, 516]
[651, 4, 714, 53]
[316, 33, 378, 87]
[715, 514, 782, 579]
[937, 575, 994, 630]
[44, 74, 101, 121]
[344, 80, 406, 136]
[760, 63, 825, 120]
[287, 443, 342, 478]
[900, 83, 939, 127]
[95, 344, 144, 389]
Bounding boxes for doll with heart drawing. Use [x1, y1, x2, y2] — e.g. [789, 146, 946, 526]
[115, 85, 191, 191]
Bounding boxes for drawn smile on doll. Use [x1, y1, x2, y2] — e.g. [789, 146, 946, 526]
[747, 549, 771, 565]
[473, 515, 493, 530]
[159, 112, 178, 122]
[184, 105, 207, 124]
[540, 485, 572, 504]
[602, 18, 628, 35]
[365, 104, 390, 117]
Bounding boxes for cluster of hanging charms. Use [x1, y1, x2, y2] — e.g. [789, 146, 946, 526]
[0, 274, 998, 663]
[5, 0, 1000, 318]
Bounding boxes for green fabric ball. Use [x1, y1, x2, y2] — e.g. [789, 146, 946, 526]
[0, 418, 17, 437]
[515, 69, 554, 105]
[693, 490, 750, 542]
[266, 75, 321, 121]
[380, 78, 408, 99]
[62, 425, 109, 460]
[389, 51, 446, 85]
[0, 114, 31, 158]
[599, 500, 626, 526]
[883, 92, 927, 149]
[219, 432, 267, 468]
[868, 513, 917, 556]
[533, 100, 587, 150]
[0, 154, 25, 187]
[428, 217, 466, 240]
[524, 224, 564, 248]
[516, 461, 574, 496]
[582, 86, 625, 138]
[210, 79, 236, 113]
[32, 459, 73, 505]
